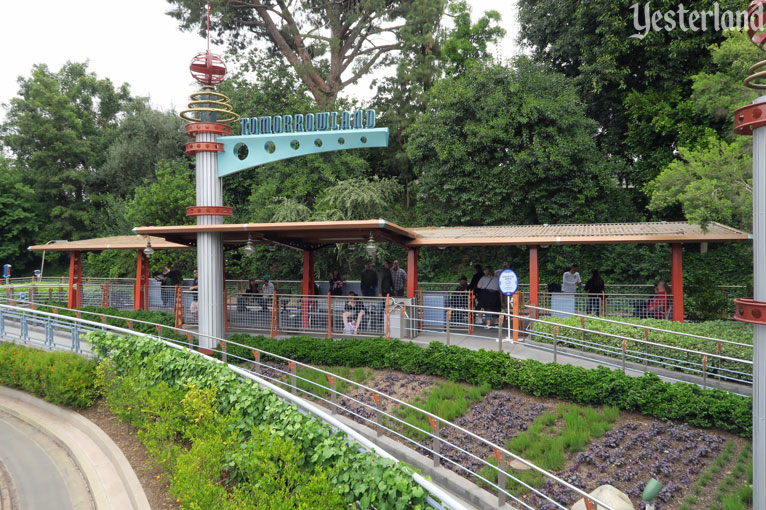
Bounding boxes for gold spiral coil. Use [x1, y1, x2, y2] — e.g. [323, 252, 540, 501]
[179, 88, 239, 123]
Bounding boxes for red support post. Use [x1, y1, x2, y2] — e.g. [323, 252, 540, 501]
[671, 243, 684, 322]
[67, 251, 82, 309]
[134, 250, 150, 311]
[302, 250, 315, 328]
[407, 248, 419, 299]
[529, 245, 539, 319]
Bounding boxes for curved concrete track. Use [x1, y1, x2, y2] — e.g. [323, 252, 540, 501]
[0, 409, 91, 509]
[0, 386, 150, 510]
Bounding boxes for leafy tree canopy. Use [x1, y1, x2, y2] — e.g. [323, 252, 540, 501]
[405, 57, 616, 227]
[0, 62, 132, 240]
[166, 0, 446, 108]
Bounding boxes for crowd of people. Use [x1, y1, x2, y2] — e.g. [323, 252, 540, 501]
[158, 260, 671, 330]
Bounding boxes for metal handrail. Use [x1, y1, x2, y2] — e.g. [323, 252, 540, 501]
[0, 304, 466, 510]
[525, 304, 752, 348]
[0, 302, 615, 510]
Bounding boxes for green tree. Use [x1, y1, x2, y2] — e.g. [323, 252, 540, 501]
[405, 58, 616, 227]
[167, 0, 446, 109]
[92, 100, 187, 198]
[647, 31, 759, 231]
[516, 0, 741, 191]
[647, 135, 752, 230]
[0, 158, 39, 270]
[215, 55, 372, 221]
[126, 159, 196, 228]
[0, 62, 131, 240]
[370, 0, 504, 206]
[313, 177, 402, 221]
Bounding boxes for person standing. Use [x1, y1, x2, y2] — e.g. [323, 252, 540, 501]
[157, 264, 171, 307]
[584, 269, 605, 316]
[562, 264, 582, 293]
[477, 266, 501, 327]
[391, 259, 407, 297]
[329, 269, 344, 296]
[468, 264, 483, 292]
[380, 261, 394, 297]
[258, 275, 274, 310]
[360, 261, 378, 297]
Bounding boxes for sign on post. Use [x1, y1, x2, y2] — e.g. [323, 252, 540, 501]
[499, 269, 519, 343]
[499, 269, 518, 296]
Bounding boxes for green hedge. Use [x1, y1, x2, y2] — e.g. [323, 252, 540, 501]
[89, 331, 429, 509]
[531, 317, 752, 380]
[0, 342, 98, 407]
[224, 334, 753, 438]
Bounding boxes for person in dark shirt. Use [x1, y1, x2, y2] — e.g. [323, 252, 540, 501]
[329, 269, 344, 296]
[584, 269, 605, 316]
[468, 264, 483, 291]
[166, 264, 183, 286]
[343, 292, 366, 333]
[360, 261, 378, 297]
[238, 278, 260, 311]
[379, 261, 394, 297]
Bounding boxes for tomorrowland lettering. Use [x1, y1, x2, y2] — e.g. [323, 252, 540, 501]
[239, 109, 376, 135]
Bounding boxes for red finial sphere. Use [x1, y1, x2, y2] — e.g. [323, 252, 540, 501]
[190, 50, 227, 86]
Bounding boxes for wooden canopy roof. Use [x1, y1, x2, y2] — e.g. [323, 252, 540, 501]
[28, 235, 190, 252]
[407, 222, 751, 247]
[31, 221, 750, 253]
[133, 219, 416, 251]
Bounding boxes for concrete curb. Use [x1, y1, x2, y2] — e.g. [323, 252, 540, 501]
[0, 386, 150, 510]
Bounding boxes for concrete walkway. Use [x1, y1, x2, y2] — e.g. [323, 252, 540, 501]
[0, 386, 150, 510]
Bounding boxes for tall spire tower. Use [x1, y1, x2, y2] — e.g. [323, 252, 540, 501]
[179, 3, 238, 351]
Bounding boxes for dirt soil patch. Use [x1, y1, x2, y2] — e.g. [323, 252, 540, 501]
[78, 400, 179, 510]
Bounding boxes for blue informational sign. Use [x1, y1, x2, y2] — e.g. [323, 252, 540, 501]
[2, 264, 11, 278]
[498, 269, 518, 296]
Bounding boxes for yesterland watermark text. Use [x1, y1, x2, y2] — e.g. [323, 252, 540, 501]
[631, 2, 761, 39]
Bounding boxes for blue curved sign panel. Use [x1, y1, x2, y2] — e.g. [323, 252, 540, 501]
[217, 109, 389, 177]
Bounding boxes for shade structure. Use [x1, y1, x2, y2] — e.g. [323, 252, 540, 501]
[28, 235, 190, 252]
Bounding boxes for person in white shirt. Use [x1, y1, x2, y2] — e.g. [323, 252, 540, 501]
[562, 265, 582, 293]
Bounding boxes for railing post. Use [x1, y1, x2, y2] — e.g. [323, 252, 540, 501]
[512, 294, 520, 342]
[251, 350, 261, 374]
[717, 341, 722, 388]
[553, 325, 559, 364]
[644, 328, 649, 371]
[219, 340, 227, 364]
[270, 292, 278, 338]
[702, 354, 708, 389]
[224, 288, 229, 333]
[372, 392, 382, 437]
[385, 294, 390, 339]
[622, 338, 627, 373]
[429, 416, 440, 468]
[327, 293, 332, 339]
[328, 375, 337, 414]
[289, 361, 297, 395]
[494, 448, 506, 507]
[468, 290, 474, 335]
[497, 314, 504, 351]
[445, 309, 451, 345]
[580, 316, 585, 350]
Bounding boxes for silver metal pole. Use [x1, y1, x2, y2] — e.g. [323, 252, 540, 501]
[752, 95, 766, 510]
[196, 106, 225, 351]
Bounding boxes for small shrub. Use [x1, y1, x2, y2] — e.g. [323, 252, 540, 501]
[0, 342, 97, 407]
